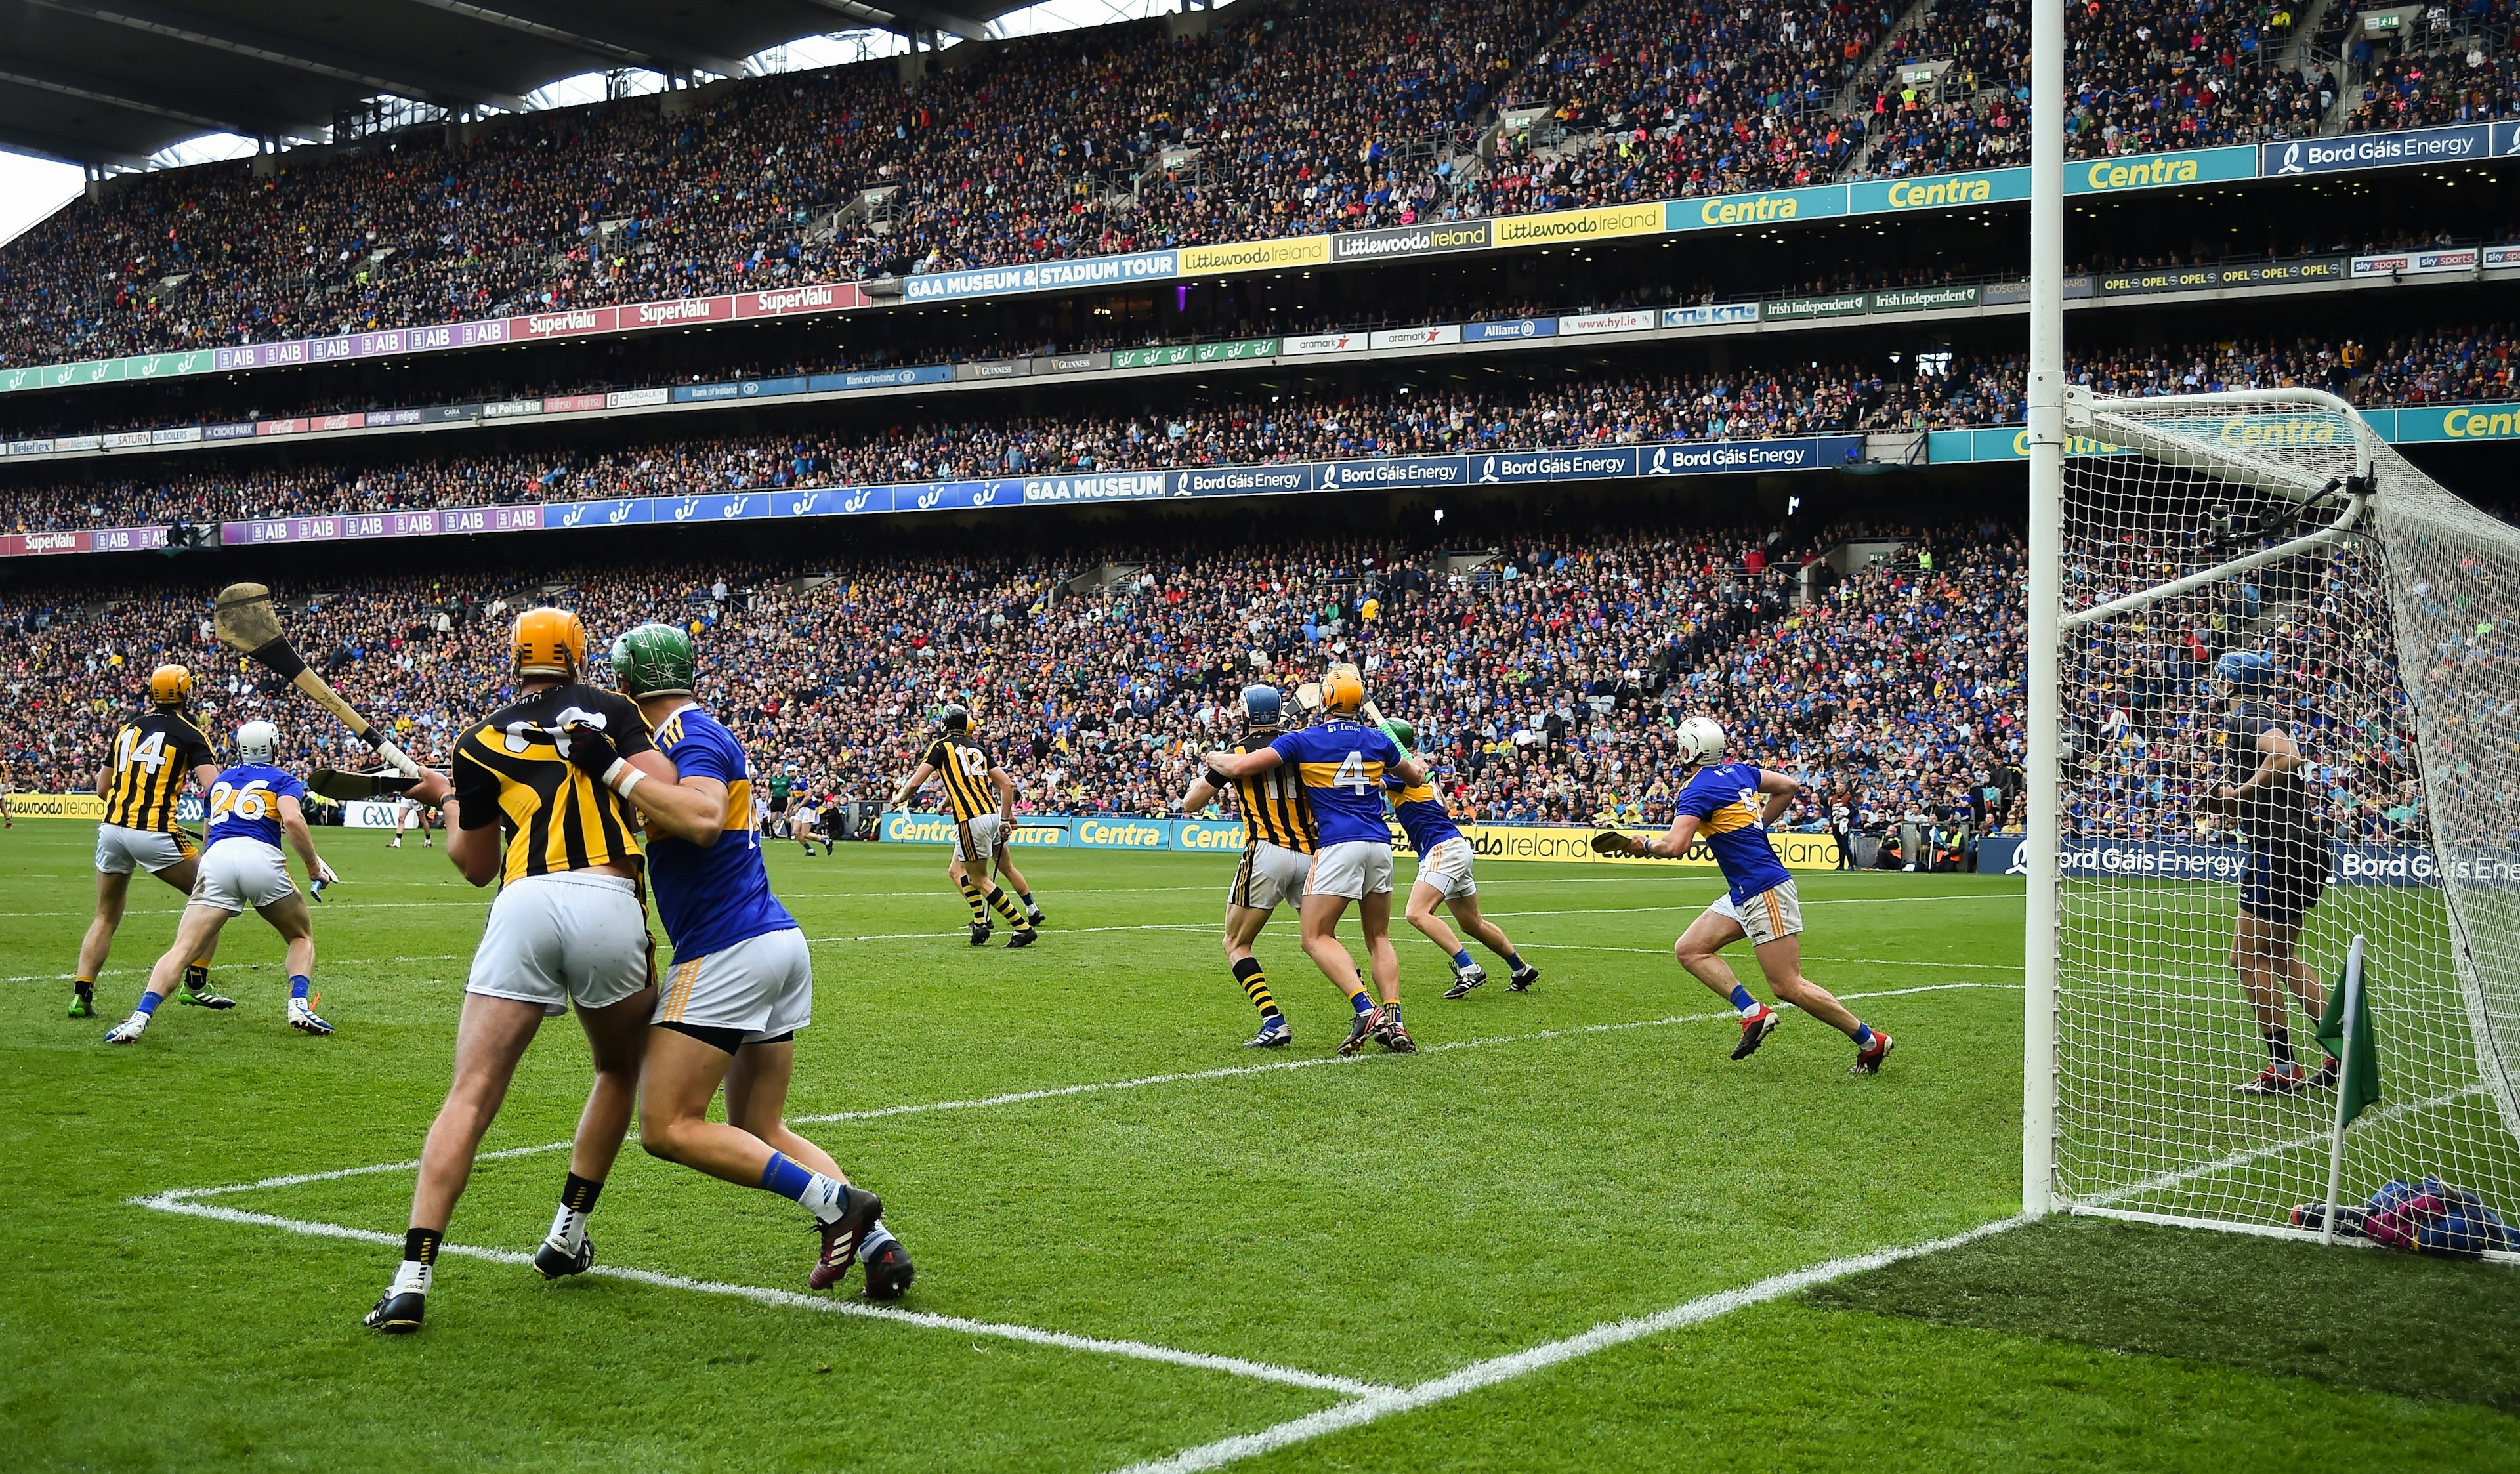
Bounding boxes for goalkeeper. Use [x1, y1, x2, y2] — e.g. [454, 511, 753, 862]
[2204, 653, 2336, 1096]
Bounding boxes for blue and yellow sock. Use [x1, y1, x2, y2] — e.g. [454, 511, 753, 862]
[1851, 1022, 1876, 1049]
[1451, 948, 1474, 971]
[289, 974, 312, 1002]
[1728, 984, 1759, 1018]
[135, 990, 163, 1017]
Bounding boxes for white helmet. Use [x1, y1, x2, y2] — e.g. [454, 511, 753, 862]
[235, 719, 280, 764]
[1675, 715, 1726, 767]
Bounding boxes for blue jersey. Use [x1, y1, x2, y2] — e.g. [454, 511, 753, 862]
[1676, 761, 1794, 905]
[646, 704, 795, 959]
[205, 763, 304, 850]
[1385, 774, 1461, 858]
[1270, 720, 1405, 847]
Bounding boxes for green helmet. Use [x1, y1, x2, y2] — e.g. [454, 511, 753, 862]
[1383, 718, 1418, 754]
[610, 622, 695, 698]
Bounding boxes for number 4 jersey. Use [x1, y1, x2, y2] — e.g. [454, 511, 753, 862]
[204, 763, 305, 849]
[1268, 719, 1406, 847]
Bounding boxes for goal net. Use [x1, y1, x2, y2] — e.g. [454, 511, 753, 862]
[2044, 387, 2520, 1247]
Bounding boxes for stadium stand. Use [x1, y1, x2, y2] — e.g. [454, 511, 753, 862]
[0, 512, 2023, 862]
[10, 327, 2520, 534]
[6, 0, 2505, 377]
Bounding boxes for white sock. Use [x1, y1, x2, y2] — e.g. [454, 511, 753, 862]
[799, 1171, 854, 1223]
[861, 1218, 897, 1253]
[121, 1010, 150, 1032]
[390, 1258, 432, 1297]
[546, 1202, 588, 1252]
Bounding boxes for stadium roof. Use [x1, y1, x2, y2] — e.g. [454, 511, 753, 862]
[0, 0, 1029, 169]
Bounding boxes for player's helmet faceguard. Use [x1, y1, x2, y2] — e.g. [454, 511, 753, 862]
[148, 663, 194, 707]
[1239, 684, 1284, 730]
[940, 704, 972, 735]
[1676, 715, 1727, 767]
[513, 608, 588, 680]
[1385, 718, 1419, 754]
[610, 621, 696, 699]
[234, 719, 280, 763]
[1322, 669, 1366, 716]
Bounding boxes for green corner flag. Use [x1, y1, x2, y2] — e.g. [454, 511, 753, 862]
[2315, 959, 2382, 1128]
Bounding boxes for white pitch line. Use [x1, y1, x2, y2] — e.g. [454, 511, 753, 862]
[150, 984, 2006, 1206]
[130, 1192, 1386, 1398]
[1108, 1214, 2032, 1474]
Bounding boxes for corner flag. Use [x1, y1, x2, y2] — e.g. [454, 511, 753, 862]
[2316, 956, 2380, 1127]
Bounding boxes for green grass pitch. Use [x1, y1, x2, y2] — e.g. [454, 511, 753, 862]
[1, 823, 2513, 1471]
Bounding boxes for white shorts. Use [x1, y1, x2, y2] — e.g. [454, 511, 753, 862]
[191, 838, 295, 912]
[1412, 835, 1478, 901]
[467, 872, 653, 1015]
[655, 926, 812, 1045]
[952, 812, 1003, 866]
[96, 823, 197, 876]
[1706, 881, 1803, 947]
[1230, 841, 1313, 911]
[1307, 839, 1395, 901]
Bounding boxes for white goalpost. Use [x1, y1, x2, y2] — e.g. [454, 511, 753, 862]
[2025, 0, 2519, 1250]
[2024, 22, 2520, 1238]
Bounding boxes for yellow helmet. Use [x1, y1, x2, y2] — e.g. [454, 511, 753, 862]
[148, 663, 194, 706]
[1322, 667, 1365, 716]
[512, 608, 588, 679]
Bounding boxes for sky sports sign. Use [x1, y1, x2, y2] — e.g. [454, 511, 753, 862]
[38, 436, 1865, 560]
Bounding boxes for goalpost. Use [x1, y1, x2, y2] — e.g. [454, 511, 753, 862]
[2025, 1, 2519, 1246]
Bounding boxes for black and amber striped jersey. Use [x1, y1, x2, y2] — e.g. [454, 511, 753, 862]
[101, 709, 215, 832]
[450, 684, 656, 885]
[921, 737, 1000, 822]
[1214, 730, 1318, 854]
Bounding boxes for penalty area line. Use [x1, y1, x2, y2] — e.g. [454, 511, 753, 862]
[127, 1192, 1391, 1399]
[1108, 1215, 2031, 1474]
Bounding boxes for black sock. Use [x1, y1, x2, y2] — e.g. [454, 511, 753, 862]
[562, 1171, 604, 1215]
[1232, 956, 1277, 1017]
[404, 1226, 443, 1265]
[182, 961, 209, 992]
[2265, 1028, 2295, 1069]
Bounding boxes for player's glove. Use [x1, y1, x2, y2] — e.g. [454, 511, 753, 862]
[556, 721, 644, 799]
[310, 855, 339, 898]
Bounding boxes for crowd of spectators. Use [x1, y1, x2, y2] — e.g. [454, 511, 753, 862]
[0, 0, 1563, 372]
[0, 359, 1959, 532]
[1471, 1, 1885, 213]
[3, 0, 2501, 377]
[13, 326, 2520, 534]
[0, 514, 2028, 858]
[1851, 0, 2332, 179]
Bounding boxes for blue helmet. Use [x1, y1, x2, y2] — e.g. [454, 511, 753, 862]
[2215, 649, 2276, 692]
[1240, 684, 1284, 728]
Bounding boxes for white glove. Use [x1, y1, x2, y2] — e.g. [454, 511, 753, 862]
[313, 856, 340, 887]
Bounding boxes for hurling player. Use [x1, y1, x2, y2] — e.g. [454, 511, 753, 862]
[889, 706, 1041, 947]
[1179, 684, 1318, 1047]
[104, 719, 339, 1043]
[367, 610, 668, 1334]
[1203, 667, 1427, 1054]
[1600, 717, 1892, 1074]
[585, 623, 906, 1296]
[71, 663, 226, 1020]
[1379, 720, 1538, 999]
